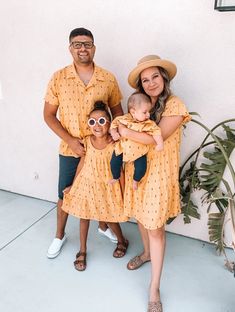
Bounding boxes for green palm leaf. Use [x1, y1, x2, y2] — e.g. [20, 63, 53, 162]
[207, 212, 225, 253]
[179, 161, 200, 223]
[199, 126, 235, 212]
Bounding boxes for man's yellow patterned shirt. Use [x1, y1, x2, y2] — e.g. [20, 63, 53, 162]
[45, 63, 122, 156]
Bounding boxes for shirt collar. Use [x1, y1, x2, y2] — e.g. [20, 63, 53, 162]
[66, 63, 105, 82]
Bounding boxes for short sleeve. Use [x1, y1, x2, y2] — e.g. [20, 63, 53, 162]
[44, 73, 59, 106]
[110, 116, 121, 129]
[110, 114, 131, 129]
[162, 96, 191, 125]
[108, 76, 123, 108]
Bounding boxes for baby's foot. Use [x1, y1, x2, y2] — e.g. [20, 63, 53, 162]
[133, 180, 138, 190]
[108, 178, 119, 185]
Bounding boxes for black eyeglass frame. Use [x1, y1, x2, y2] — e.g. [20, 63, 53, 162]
[70, 41, 94, 49]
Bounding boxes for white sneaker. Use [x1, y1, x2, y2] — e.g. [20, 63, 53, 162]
[47, 234, 67, 259]
[98, 227, 118, 243]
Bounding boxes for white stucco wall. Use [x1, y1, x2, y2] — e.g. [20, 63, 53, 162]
[0, 0, 234, 242]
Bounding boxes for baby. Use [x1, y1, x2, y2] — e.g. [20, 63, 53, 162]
[110, 92, 163, 190]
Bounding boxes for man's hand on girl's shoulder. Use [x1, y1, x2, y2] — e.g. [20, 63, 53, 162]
[68, 137, 85, 157]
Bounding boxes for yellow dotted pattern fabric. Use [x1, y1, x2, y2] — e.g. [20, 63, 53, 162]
[124, 96, 191, 229]
[111, 113, 161, 162]
[44, 63, 122, 157]
[62, 136, 128, 222]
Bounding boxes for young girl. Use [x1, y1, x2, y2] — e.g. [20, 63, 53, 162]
[62, 101, 129, 271]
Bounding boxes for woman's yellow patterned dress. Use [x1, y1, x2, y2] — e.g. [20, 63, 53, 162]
[124, 96, 191, 229]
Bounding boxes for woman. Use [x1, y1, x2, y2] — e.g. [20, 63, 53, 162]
[118, 55, 191, 312]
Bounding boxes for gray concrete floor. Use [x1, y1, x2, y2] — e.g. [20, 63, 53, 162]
[0, 189, 234, 312]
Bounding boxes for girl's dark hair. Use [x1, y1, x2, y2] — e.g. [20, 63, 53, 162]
[89, 101, 111, 121]
[137, 66, 172, 123]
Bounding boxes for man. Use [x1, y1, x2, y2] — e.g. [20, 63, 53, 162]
[44, 28, 123, 258]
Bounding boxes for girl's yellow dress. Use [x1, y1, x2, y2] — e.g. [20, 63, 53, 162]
[124, 96, 191, 229]
[62, 136, 128, 223]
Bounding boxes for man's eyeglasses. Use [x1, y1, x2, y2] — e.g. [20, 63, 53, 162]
[88, 117, 110, 127]
[70, 41, 94, 49]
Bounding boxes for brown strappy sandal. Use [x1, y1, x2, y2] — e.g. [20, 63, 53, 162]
[127, 255, 150, 270]
[74, 251, 87, 271]
[113, 239, 129, 258]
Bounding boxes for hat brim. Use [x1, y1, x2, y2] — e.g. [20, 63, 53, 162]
[128, 59, 177, 89]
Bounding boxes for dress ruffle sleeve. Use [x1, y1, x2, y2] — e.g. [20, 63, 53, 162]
[162, 96, 191, 125]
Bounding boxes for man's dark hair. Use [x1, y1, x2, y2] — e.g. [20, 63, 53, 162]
[69, 28, 94, 43]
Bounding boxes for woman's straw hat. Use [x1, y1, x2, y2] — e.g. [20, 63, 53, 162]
[128, 55, 177, 88]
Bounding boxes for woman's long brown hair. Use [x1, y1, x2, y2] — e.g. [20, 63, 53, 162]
[137, 67, 172, 124]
